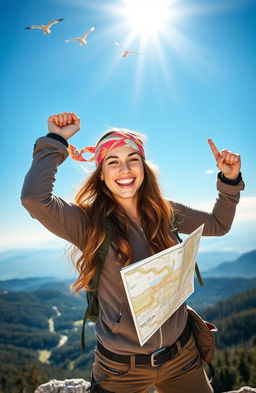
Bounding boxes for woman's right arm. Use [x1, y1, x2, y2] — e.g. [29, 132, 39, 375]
[21, 112, 86, 250]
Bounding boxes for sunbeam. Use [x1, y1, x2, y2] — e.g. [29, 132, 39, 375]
[120, 0, 172, 41]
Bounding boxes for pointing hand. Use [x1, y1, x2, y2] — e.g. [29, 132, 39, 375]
[208, 138, 241, 180]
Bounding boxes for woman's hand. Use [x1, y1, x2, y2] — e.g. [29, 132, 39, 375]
[47, 112, 80, 140]
[208, 138, 241, 180]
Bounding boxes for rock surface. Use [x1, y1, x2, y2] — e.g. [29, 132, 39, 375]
[34, 379, 256, 393]
[222, 388, 256, 393]
[34, 379, 91, 393]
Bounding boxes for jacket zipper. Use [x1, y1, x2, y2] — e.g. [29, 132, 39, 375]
[133, 220, 163, 349]
[159, 326, 163, 348]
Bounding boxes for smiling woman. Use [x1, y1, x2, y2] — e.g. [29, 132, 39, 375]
[21, 111, 244, 393]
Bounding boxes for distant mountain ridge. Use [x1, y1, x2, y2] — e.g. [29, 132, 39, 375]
[203, 249, 256, 278]
[0, 277, 72, 292]
[198, 251, 240, 271]
[0, 247, 247, 280]
[1, 276, 256, 312]
[0, 248, 255, 285]
[0, 248, 77, 280]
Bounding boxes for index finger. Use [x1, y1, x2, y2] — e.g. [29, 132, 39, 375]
[208, 138, 220, 161]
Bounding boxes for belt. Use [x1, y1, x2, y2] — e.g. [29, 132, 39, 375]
[97, 320, 191, 367]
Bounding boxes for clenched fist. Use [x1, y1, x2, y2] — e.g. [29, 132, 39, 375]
[48, 112, 80, 140]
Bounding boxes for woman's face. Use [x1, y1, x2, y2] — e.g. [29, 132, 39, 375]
[101, 145, 144, 208]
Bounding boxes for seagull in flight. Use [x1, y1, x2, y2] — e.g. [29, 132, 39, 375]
[65, 26, 96, 45]
[25, 18, 64, 35]
[112, 41, 143, 58]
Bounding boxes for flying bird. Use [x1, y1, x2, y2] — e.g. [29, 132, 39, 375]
[65, 26, 96, 45]
[25, 18, 64, 35]
[112, 41, 143, 58]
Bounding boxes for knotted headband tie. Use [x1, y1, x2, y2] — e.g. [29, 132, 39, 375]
[68, 132, 145, 166]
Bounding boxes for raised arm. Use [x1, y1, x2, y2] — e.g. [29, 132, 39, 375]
[21, 112, 87, 250]
[172, 139, 244, 236]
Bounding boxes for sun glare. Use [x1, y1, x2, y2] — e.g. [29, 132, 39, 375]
[121, 0, 171, 39]
[83, 0, 217, 92]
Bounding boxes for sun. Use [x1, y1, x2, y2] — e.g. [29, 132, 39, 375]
[82, 0, 214, 91]
[120, 0, 172, 41]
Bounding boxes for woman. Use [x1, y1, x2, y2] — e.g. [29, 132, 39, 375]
[21, 112, 244, 393]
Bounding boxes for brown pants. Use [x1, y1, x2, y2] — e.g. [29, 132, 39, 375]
[92, 334, 214, 393]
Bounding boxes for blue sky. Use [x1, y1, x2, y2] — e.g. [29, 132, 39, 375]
[1, 0, 255, 253]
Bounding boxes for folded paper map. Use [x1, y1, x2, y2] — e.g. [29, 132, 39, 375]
[120, 224, 204, 346]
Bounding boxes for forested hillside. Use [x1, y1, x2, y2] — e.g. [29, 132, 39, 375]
[0, 286, 255, 393]
[202, 288, 256, 321]
[201, 289, 256, 392]
[0, 289, 95, 393]
[200, 288, 256, 348]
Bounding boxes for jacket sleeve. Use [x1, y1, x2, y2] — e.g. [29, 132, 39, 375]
[21, 136, 87, 250]
[171, 178, 245, 236]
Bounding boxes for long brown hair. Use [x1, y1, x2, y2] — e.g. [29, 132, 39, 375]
[71, 130, 176, 293]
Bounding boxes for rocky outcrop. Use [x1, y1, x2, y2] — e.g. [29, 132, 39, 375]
[34, 379, 256, 393]
[222, 388, 256, 393]
[34, 379, 91, 392]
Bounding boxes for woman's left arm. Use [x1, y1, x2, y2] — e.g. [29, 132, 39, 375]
[173, 139, 245, 236]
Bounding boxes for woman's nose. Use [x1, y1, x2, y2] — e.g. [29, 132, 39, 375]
[119, 161, 130, 172]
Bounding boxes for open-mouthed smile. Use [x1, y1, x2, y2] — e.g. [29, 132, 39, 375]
[115, 177, 136, 186]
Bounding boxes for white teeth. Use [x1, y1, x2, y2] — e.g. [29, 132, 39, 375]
[116, 178, 134, 185]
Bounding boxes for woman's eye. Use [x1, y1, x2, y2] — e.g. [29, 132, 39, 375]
[108, 160, 118, 165]
[129, 158, 139, 162]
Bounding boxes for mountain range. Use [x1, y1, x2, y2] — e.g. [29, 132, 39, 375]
[0, 247, 255, 280]
[1, 275, 256, 312]
[202, 249, 256, 277]
[0, 248, 77, 280]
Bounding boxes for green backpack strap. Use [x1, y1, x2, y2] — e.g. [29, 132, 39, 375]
[174, 230, 204, 287]
[195, 263, 204, 287]
[81, 219, 113, 351]
[172, 207, 204, 287]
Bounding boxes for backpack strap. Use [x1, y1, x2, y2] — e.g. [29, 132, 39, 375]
[172, 207, 204, 287]
[81, 219, 113, 351]
[195, 263, 204, 287]
[207, 362, 216, 383]
[173, 230, 204, 287]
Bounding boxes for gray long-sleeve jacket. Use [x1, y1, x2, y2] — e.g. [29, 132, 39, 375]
[21, 136, 245, 355]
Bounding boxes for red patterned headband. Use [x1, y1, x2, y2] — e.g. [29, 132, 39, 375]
[68, 132, 145, 166]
